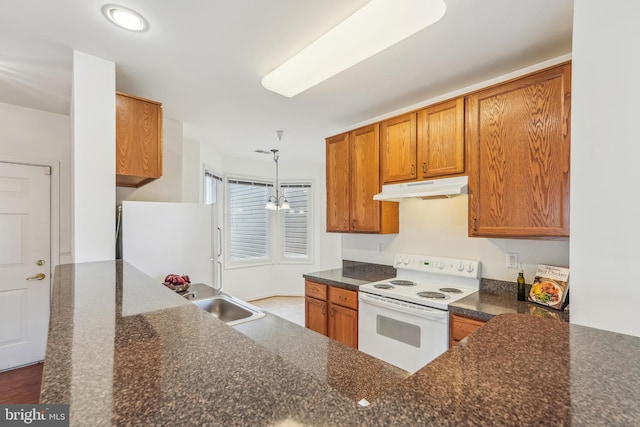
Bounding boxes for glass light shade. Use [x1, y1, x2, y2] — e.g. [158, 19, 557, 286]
[280, 200, 291, 210]
[265, 200, 277, 210]
[102, 5, 148, 32]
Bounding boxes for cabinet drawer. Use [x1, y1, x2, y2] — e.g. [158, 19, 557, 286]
[450, 314, 486, 343]
[305, 281, 327, 301]
[328, 287, 358, 310]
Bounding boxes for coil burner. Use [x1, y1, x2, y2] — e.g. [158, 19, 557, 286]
[389, 280, 416, 286]
[417, 291, 448, 300]
[439, 287, 462, 293]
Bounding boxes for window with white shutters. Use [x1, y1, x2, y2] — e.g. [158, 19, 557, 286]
[228, 179, 271, 263]
[281, 183, 311, 261]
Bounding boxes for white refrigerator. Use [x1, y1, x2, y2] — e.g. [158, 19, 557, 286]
[116, 201, 221, 288]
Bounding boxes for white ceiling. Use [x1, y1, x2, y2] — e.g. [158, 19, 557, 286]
[0, 0, 573, 164]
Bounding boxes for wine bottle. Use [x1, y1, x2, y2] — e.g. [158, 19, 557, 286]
[517, 270, 526, 301]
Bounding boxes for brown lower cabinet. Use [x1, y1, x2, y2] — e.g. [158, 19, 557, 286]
[449, 313, 486, 348]
[304, 280, 358, 349]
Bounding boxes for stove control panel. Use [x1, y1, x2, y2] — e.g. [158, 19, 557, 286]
[393, 253, 481, 279]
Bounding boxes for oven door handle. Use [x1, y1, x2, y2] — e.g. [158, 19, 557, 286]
[358, 292, 448, 322]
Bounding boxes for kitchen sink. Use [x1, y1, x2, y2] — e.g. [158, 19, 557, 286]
[192, 294, 265, 325]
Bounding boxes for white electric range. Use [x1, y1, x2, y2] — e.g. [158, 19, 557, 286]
[358, 253, 481, 373]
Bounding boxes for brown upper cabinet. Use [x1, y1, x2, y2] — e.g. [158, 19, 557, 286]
[466, 62, 571, 238]
[380, 113, 417, 183]
[326, 132, 350, 232]
[116, 92, 163, 188]
[380, 98, 465, 184]
[326, 124, 399, 234]
[417, 97, 465, 179]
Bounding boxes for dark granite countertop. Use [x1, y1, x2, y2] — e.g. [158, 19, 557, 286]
[450, 279, 570, 323]
[42, 261, 640, 426]
[302, 260, 396, 291]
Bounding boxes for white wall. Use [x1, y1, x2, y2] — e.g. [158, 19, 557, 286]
[0, 102, 72, 263]
[342, 197, 569, 284]
[71, 51, 115, 263]
[116, 117, 184, 203]
[570, 1, 640, 336]
[181, 138, 201, 203]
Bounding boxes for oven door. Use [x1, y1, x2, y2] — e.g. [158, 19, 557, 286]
[358, 292, 449, 373]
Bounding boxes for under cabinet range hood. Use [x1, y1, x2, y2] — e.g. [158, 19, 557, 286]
[373, 176, 468, 201]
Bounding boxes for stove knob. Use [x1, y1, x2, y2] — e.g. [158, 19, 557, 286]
[457, 262, 465, 272]
[438, 261, 445, 269]
[467, 264, 475, 273]
[403, 256, 410, 265]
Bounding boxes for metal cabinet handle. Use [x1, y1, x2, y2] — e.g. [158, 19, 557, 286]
[27, 273, 46, 281]
[330, 307, 334, 317]
[422, 162, 427, 174]
[322, 305, 326, 316]
[411, 164, 415, 175]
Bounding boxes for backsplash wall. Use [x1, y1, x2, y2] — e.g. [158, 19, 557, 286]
[341, 196, 569, 284]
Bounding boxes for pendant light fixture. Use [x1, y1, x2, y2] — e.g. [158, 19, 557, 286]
[256, 131, 290, 211]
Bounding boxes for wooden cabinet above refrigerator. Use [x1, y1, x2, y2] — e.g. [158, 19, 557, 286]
[116, 91, 163, 188]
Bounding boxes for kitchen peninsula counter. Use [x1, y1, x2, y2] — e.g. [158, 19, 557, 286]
[42, 261, 640, 426]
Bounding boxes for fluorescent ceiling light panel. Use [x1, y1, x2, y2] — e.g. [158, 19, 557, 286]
[262, 0, 446, 97]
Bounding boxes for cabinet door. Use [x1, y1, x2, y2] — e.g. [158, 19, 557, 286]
[449, 313, 486, 348]
[467, 63, 571, 238]
[305, 297, 327, 336]
[116, 92, 163, 187]
[380, 113, 417, 183]
[418, 98, 465, 178]
[328, 303, 358, 349]
[326, 133, 350, 232]
[350, 124, 381, 232]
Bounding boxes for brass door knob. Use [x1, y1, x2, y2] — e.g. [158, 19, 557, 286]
[26, 273, 46, 281]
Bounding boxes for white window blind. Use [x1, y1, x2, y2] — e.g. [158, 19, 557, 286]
[228, 179, 271, 262]
[204, 171, 222, 204]
[282, 184, 311, 259]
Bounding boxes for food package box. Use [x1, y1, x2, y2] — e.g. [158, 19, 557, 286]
[528, 264, 570, 310]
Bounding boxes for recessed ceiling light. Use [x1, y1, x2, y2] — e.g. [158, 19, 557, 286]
[262, 0, 446, 97]
[102, 4, 148, 32]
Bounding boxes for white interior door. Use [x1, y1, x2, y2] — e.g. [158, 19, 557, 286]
[0, 162, 51, 371]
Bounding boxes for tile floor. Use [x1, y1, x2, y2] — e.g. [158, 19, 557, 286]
[249, 296, 305, 326]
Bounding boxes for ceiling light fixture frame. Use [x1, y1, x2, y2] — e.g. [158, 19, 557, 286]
[101, 4, 149, 32]
[261, 0, 446, 97]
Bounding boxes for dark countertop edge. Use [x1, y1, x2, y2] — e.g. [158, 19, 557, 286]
[303, 262, 396, 291]
[302, 272, 363, 291]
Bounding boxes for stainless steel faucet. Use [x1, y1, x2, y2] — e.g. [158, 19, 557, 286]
[181, 291, 197, 299]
